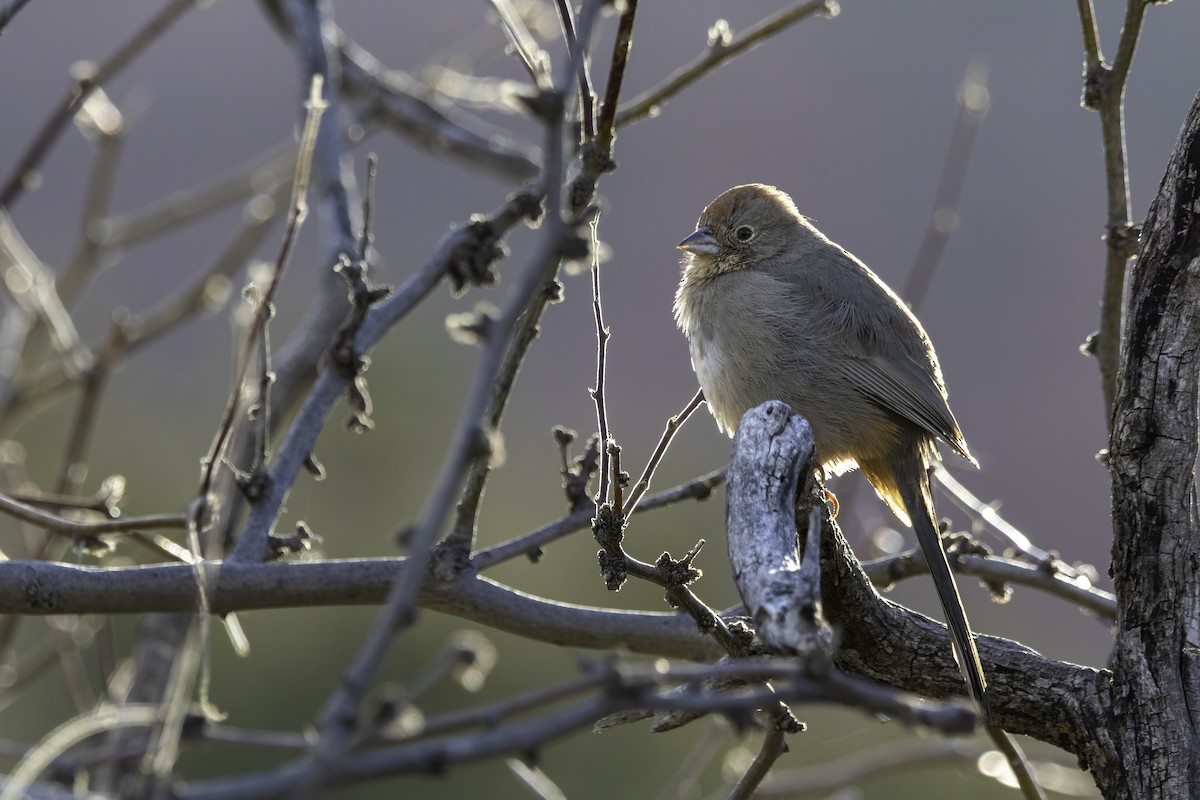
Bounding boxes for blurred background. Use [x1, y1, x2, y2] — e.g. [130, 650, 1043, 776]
[2, 1, 1199, 797]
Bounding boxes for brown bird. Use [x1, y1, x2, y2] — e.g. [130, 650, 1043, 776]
[674, 183, 990, 718]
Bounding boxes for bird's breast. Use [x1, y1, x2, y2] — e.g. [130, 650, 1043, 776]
[689, 334, 740, 435]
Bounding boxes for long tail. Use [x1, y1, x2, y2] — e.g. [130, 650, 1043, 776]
[891, 456, 992, 721]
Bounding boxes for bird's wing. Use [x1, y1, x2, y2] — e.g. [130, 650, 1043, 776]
[837, 353, 975, 464]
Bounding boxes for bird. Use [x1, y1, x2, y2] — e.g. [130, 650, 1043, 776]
[674, 183, 990, 718]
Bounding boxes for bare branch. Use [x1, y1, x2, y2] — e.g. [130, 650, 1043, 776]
[726, 727, 786, 800]
[335, 31, 540, 181]
[903, 59, 989, 308]
[591, 217, 613, 505]
[983, 726, 1046, 800]
[0, 0, 199, 210]
[624, 389, 705, 515]
[0, 492, 186, 536]
[616, 1, 839, 129]
[553, 0, 596, 140]
[193, 74, 326, 517]
[470, 467, 724, 570]
[1073, 0, 1153, 419]
[0, 0, 36, 37]
[104, 142, 296, 249]
[862, 547, 1116, 620]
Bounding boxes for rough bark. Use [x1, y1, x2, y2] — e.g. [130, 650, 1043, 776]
[1100, 86, 1200, 799]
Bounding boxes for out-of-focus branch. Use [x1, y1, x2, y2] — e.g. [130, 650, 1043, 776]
[553, 0, 596, 140]
[323, 23, 542, 181]
[752, 738, 987, 797]
[862, 547, 1116, 619]
[192, 75, 326, 523]
[312, 104, 579, 767]
[0, 559, 721, 660]
[181, 658, 973, 800]
[0, 0, 199, 210]
[0, 0, 36, 37]
[615, 1, 839, 129]
[0, 492, 185, 536]
[903, 59, 990, 308]
[59, 89, 125, 309]
[727, 727, 786, 800]
[0, 213, 83, 366]
[228, 186, 541, 564]
[103, 143, 296, 249]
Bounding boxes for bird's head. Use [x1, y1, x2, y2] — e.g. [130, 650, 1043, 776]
[677, 183, 806, 279]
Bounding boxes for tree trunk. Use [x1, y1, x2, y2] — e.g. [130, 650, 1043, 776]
[1100, 86, 1200, 799]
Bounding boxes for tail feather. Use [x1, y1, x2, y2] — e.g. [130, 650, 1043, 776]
[872, 456, 992, 720]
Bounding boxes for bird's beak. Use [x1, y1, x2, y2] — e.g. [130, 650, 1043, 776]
[677, 226, 720, 256]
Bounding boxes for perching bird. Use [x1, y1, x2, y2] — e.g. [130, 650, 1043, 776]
[674, 183, 990, 718]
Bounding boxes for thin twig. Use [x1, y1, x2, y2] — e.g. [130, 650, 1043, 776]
[389, 671, 603, 743]
[60, 94, 124, 309]
[931, 465, 1065, 568]
[55, 319, 128, 498]
[1074, 0, 1152, 420]
[228, 188, 541, 564]
[247, 318, 274, 480]
[903, 59, 989, 307]
[594, 0, 638, 157]
[0, 492, 186, 536]
[489, 0, 551, 89]
[508, 760, 568, 800]
[984, 725, 1047, 800]
[751, 738, 985, 797]
[602, 445, 621, 522]
[335, 36, 539, 181]
[0, 212, 85, 386]
[0, 0, 198, 210]
[726, 727, 787, 800]
[129, 186, 288, 349]
[358, 154, 377, 263]
[1074, 0, 1101, 72]
[105, 142, 297, 249]
[861, 547, 1116, 619]
[470, 468, 725, 570]
[616, 1, 838, 128]
[0, 0, 35, 36]
[624, 388, 705, 516]
[590, 217, 612, 504]
[193, 75, 326, 518]
[553, 0, 595, 139]
[2, 705, 161, 800]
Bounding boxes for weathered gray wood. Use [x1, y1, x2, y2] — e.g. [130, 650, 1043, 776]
[726, 400, 829, 655]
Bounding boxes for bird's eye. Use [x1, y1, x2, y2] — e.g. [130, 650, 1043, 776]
[735, 225, 754, 242]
